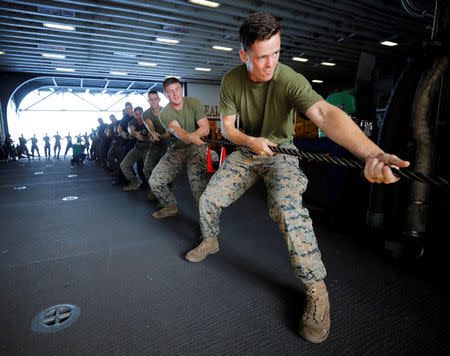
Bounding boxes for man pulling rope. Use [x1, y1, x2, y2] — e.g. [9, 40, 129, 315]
[184, 12, 410, 344]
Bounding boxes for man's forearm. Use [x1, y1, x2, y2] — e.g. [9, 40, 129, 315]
[144, 119, 157, 138]
[193, 125, 209, 138]
[309, 103, 383, 161]
[221, 122, 255, 147]
[322, 114, 382, 161]
[169, 126, 191, 143]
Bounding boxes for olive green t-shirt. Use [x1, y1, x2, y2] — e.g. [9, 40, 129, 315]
[218, 62, 323, 144]
[159, 97, 205, 149]
[142, 106, 166, 135]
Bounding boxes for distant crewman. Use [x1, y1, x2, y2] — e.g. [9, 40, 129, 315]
[53, 131, 61, 159]
[43, 133, 51, 158]
[83, 131, 90, 159]
[63, 132, 73, 158]
[71, 136, 86, 166]
[120, 106, 152, 191]
[89, 128, 97, 160]
[106, 115, 122, 176]
[142, 89, 170, 201]
[29, 134, 40, 159]
[4, 134, 15, 161]
[18, 134, 31, 161]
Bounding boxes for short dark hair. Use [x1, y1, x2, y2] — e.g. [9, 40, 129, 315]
[239, 12, 282, 51]
[134, 106, 143, 112]
[148, 89, 159, 96]
[162, 77, 181, 91]
[125, 102, 132, 107]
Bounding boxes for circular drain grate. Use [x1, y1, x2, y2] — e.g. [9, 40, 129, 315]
[67, 174, 78, 178]
[62, 196, 78, 201]
[34, 171, 44, 175]
[13, 186, 27, 190]
[32, 304, 80, 334]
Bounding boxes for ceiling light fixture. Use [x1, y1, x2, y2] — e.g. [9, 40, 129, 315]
[110, 71, 128, 75]
[113, 51, 136, 58]
[380, 40, 398, 47]
[292, 57, 308, 62]
[166, 76, 181, 79]
[212, 45, 232, 51]
[55, 67, 75, 72]
[138, 62, 157, 66]
[195, 67, 211, 71]
[43, 23, 75, 31]
[156, 38, 180, 44]
[312, 80, 323, 83]
[42, 53, 66, 59]
[0, 51, 4, 55]
[321, 62, 336, 66]
[188, 0, 221, 8]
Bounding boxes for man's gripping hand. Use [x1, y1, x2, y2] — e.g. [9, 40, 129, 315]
[248, 137, 277, 156]
[364, 153, 410, 184]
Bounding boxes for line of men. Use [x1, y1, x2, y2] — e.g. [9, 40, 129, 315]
[1, 132, 88, 161]
[92, 84, 207, 220]
[90, 90, 177, 202]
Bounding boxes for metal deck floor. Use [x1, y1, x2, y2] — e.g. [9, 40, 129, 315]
[0, 158, 448, 355]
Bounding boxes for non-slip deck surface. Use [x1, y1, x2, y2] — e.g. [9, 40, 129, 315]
[0, 158, 448, 355]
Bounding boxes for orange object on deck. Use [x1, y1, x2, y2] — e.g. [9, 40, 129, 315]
[219, 146, 227, 167]
[207, 147, 215, 173]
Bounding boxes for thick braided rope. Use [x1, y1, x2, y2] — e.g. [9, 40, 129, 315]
[203, 138, 450, 187]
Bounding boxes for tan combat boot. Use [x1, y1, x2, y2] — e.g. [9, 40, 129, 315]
[123, 182, 139, 191]
[152, 204, 179, 219]
[185, 237, 219, 262]
[299, 280, 330, 343]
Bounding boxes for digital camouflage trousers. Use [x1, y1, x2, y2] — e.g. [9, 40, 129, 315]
[199, 144, 326, 285]
[149, 144, 207, 208]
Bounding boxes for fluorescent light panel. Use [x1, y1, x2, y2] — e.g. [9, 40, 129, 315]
[0, 51, 4, 55]
[189, 0, 220, 8]
[156, 38, 179, 44]
[42, 53, 66, 59]
[43, 23, 75, 31]
[380, 40, 398, 47]
[212, 45, 232, 51]
[321, 62, 336, 66]
[166, 76, 181, 79]
[55, 67, 75, 72]
[138, 62, 157, 66]
[110, 71, 127, 75]
[312, 80, 323, 83]
[292, 57, 308, 62]
[195, 67, 211, 71]
[114, 51, 136, 58]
